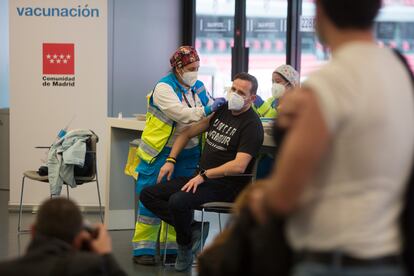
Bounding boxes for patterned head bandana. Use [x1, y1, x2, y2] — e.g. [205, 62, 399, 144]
[170, 46, 200, 69]
[274, 64, 300, 87]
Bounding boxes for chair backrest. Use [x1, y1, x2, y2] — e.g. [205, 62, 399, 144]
[88, 133, 99, 177]
[73, 132, 98, 181]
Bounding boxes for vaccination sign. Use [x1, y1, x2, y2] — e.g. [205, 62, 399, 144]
[9, 0, 108, 207]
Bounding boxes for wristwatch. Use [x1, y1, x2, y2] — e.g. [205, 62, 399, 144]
[199, 169, 209, 181]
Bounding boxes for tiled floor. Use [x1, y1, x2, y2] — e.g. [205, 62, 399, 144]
[0, 191, 228, 275]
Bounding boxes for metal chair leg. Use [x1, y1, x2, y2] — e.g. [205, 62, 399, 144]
[163, 223, 168, 266]
[218, 213, 222, 232]
[17, 232, 22, 256]
[96, 181, 103, 223]
[18, 176, 26, 233]
[200, 208, 205, 251]
[95, 159, 104, 223]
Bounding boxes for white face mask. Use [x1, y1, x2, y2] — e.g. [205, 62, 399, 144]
[272, 83, 286, 98]
[228, 92, 245, 111]
[181, 71, 198, 87]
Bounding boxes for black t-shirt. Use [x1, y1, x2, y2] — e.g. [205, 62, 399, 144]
[199, 104, 264, 185]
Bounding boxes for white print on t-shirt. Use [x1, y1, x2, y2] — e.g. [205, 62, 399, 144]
[206, 118, 237, 151]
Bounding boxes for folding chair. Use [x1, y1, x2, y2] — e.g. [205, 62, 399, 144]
[198, 173, 255, 250]
[17, 133, 103, 232]
[161, 172, 256, 266]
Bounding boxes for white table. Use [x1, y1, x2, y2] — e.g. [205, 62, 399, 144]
[105, 117, 276, 230]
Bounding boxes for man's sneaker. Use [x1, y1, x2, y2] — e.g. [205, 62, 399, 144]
[132, 255, 156, 265]
[191, 221, 210, 255]
[175, 244, 193, 272]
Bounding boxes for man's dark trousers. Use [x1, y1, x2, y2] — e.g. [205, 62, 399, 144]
[140, 176, 246, 246]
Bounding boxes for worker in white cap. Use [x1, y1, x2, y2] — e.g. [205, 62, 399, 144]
[254, 64, 300, 179]
[253, 64, 300, 118]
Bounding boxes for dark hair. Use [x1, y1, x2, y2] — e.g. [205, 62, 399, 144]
[233, 72, 258, 95]
[35, 198, 83, 244]
[319, 0, 381, 30]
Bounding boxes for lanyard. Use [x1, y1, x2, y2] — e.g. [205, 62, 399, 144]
[182, 90, 196, 108]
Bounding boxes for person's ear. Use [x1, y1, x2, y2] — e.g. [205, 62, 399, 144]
[250, 95, 257, 103]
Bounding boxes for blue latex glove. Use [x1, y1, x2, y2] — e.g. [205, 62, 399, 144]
[254, 95, 264, 107]
[211, 97, 227, 112]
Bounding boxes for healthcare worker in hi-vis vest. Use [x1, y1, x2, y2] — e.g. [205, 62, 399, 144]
[253, 64, 300, 179]
[132, 46, 226, 265]
[253, 64, 300, 118]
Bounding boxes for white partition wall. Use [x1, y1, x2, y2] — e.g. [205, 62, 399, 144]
[9, 0, 108, 208]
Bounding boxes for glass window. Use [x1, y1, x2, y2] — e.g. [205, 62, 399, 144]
[195, 0, 235, 97]
[375, 0, 414, 72]
[300, 0, 329, 81]
[246, 0, 288, 99]
[299, 0, 414, 79]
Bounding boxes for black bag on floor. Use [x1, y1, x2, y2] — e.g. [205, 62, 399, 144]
[197, 209, 293, 276]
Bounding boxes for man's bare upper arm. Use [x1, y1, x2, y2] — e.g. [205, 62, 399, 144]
[184, 115, 212, 139]
[234, 152, 253, 172]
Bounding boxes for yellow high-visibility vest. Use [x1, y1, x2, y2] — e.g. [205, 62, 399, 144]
[136, 73, 211, 164]
[136, 102, 176, 164]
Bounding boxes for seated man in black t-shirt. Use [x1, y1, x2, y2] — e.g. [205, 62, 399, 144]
[140, 72, 264, 272]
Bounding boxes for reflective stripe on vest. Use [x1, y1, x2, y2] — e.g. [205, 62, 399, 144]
[195, 84, 206, 96]
[133, 241, 157, 250]
[147, 104, 174, 127]
[137, 214, 161, 225]
[136, 109, 175, 164]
